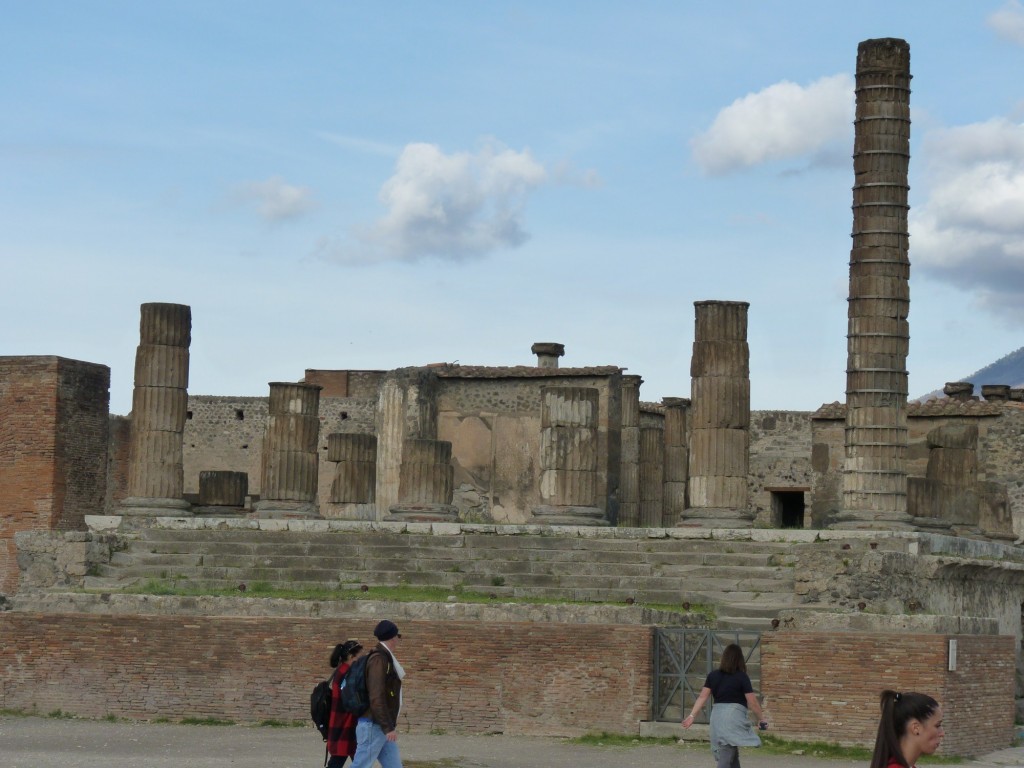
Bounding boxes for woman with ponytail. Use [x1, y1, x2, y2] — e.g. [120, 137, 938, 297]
[326, 639, 364, 768]
[682, 643, 766, 768]
[869, 690, 944, 768]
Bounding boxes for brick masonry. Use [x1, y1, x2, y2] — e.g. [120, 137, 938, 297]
[0, 614, 652, 737]
[0, 356, 109, 594]
[0, 612, 1014, 754]
[762, 631, 1015, 756]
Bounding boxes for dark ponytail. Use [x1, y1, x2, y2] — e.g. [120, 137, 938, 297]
[329, 639, 364, 668]
[869, 690, 940, 768]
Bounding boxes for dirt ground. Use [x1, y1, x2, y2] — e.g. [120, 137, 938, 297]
[3, 716, 1023, 768]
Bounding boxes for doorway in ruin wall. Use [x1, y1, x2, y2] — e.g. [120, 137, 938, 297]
[768, 488, 807, 528]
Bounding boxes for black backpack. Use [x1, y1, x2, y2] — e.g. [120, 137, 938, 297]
[310, 668, 336, 741]
[338, 650, 376, 714]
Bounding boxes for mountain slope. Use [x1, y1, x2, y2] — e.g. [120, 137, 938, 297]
[916, 346, 1024, 401]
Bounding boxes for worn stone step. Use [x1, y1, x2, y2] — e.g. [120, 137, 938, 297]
[109, 551, 204, 568]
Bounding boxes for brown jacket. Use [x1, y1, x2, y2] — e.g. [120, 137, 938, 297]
[365, 644, 402, 733]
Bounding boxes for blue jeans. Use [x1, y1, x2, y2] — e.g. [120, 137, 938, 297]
[351, 719, 402, 768]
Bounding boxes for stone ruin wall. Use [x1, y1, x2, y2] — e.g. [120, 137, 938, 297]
[813, 405, 1024, 538]
[6, 349, 1018, 540]
[747, 410, 813, 526]
[437, 374, 619, 525]
[301, 369, 384, 398]
[979, 406, 1024, 534]
[180, 395, 376, 506]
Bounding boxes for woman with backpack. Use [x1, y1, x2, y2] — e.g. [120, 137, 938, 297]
[327, 639, 364, 768]
[681, 643, 766, 768]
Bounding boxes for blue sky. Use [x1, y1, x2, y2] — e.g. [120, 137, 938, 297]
[4, 1, 1024, 415]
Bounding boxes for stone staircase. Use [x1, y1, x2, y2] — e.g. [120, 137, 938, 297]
[83, 525, 807, 629]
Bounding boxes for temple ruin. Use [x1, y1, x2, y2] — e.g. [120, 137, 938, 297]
[1, 37, 1023, 755]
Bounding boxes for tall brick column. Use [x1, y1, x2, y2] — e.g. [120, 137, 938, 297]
[618, 375, 642, 527]
[837, 38, 913, 529]
[532, 386, 607, 526]
[121, 303, 192, 516]
[687, 301, 751, 525]
[662, 397, 689, 527]
[254, 382, 322, 518]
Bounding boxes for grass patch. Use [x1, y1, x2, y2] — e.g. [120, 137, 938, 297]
[179, 716, 235, 726]
[114, 580, 705, 616]
[570, 732, 680, 747]
[258, 719, 305, 728]
[47, 709, 77, 719]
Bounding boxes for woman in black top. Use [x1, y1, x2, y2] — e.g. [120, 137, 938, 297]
[682, 643, 766, 768]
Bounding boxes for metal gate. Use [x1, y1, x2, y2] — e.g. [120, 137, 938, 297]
[652, 628, 762, 722]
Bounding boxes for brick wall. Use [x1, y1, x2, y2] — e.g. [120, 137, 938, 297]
[0, 613, 1014, 753]
[762, 631, 1015, 756]
[0, 356, 109, 594]
[54, 358, 109, 529]
[0, 614, 652, 736]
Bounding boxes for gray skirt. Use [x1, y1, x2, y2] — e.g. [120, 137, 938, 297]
[709, 703, 761, 760]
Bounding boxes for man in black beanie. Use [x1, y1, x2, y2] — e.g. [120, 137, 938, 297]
[350, 619, 405, 768]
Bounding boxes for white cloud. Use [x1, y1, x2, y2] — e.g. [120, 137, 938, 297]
[691, 74, 854, 175]
[911, 119, 1024, 322]
[335, 141, 548, 264]
[988, 0, 1024, 45]
[232, 176, 316, 221]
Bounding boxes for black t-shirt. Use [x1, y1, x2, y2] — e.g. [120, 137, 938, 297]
[704, 669, 753, 706]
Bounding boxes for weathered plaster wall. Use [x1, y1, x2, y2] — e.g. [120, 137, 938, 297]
[437, 375, 621, 524]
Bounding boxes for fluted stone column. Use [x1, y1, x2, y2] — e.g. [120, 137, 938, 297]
[324, 433, 377, 520]
[638, 426, 665, 527]
[198, 471, 248, 508]
[838, 38, 913, 529]
[687, 301, 751, 525]
[387, 438, 457, 521]
[913, 423, 983, 532]
[532, 386, 607, 526]
[374, 369, 440, 520]
[254, 382, 322, 518]
[121, 302, 192, 516]
[618, 375, 642, 527]
[662, 397, 690, 527]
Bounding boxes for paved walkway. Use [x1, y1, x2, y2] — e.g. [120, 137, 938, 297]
[3, 716, 1023, 768]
